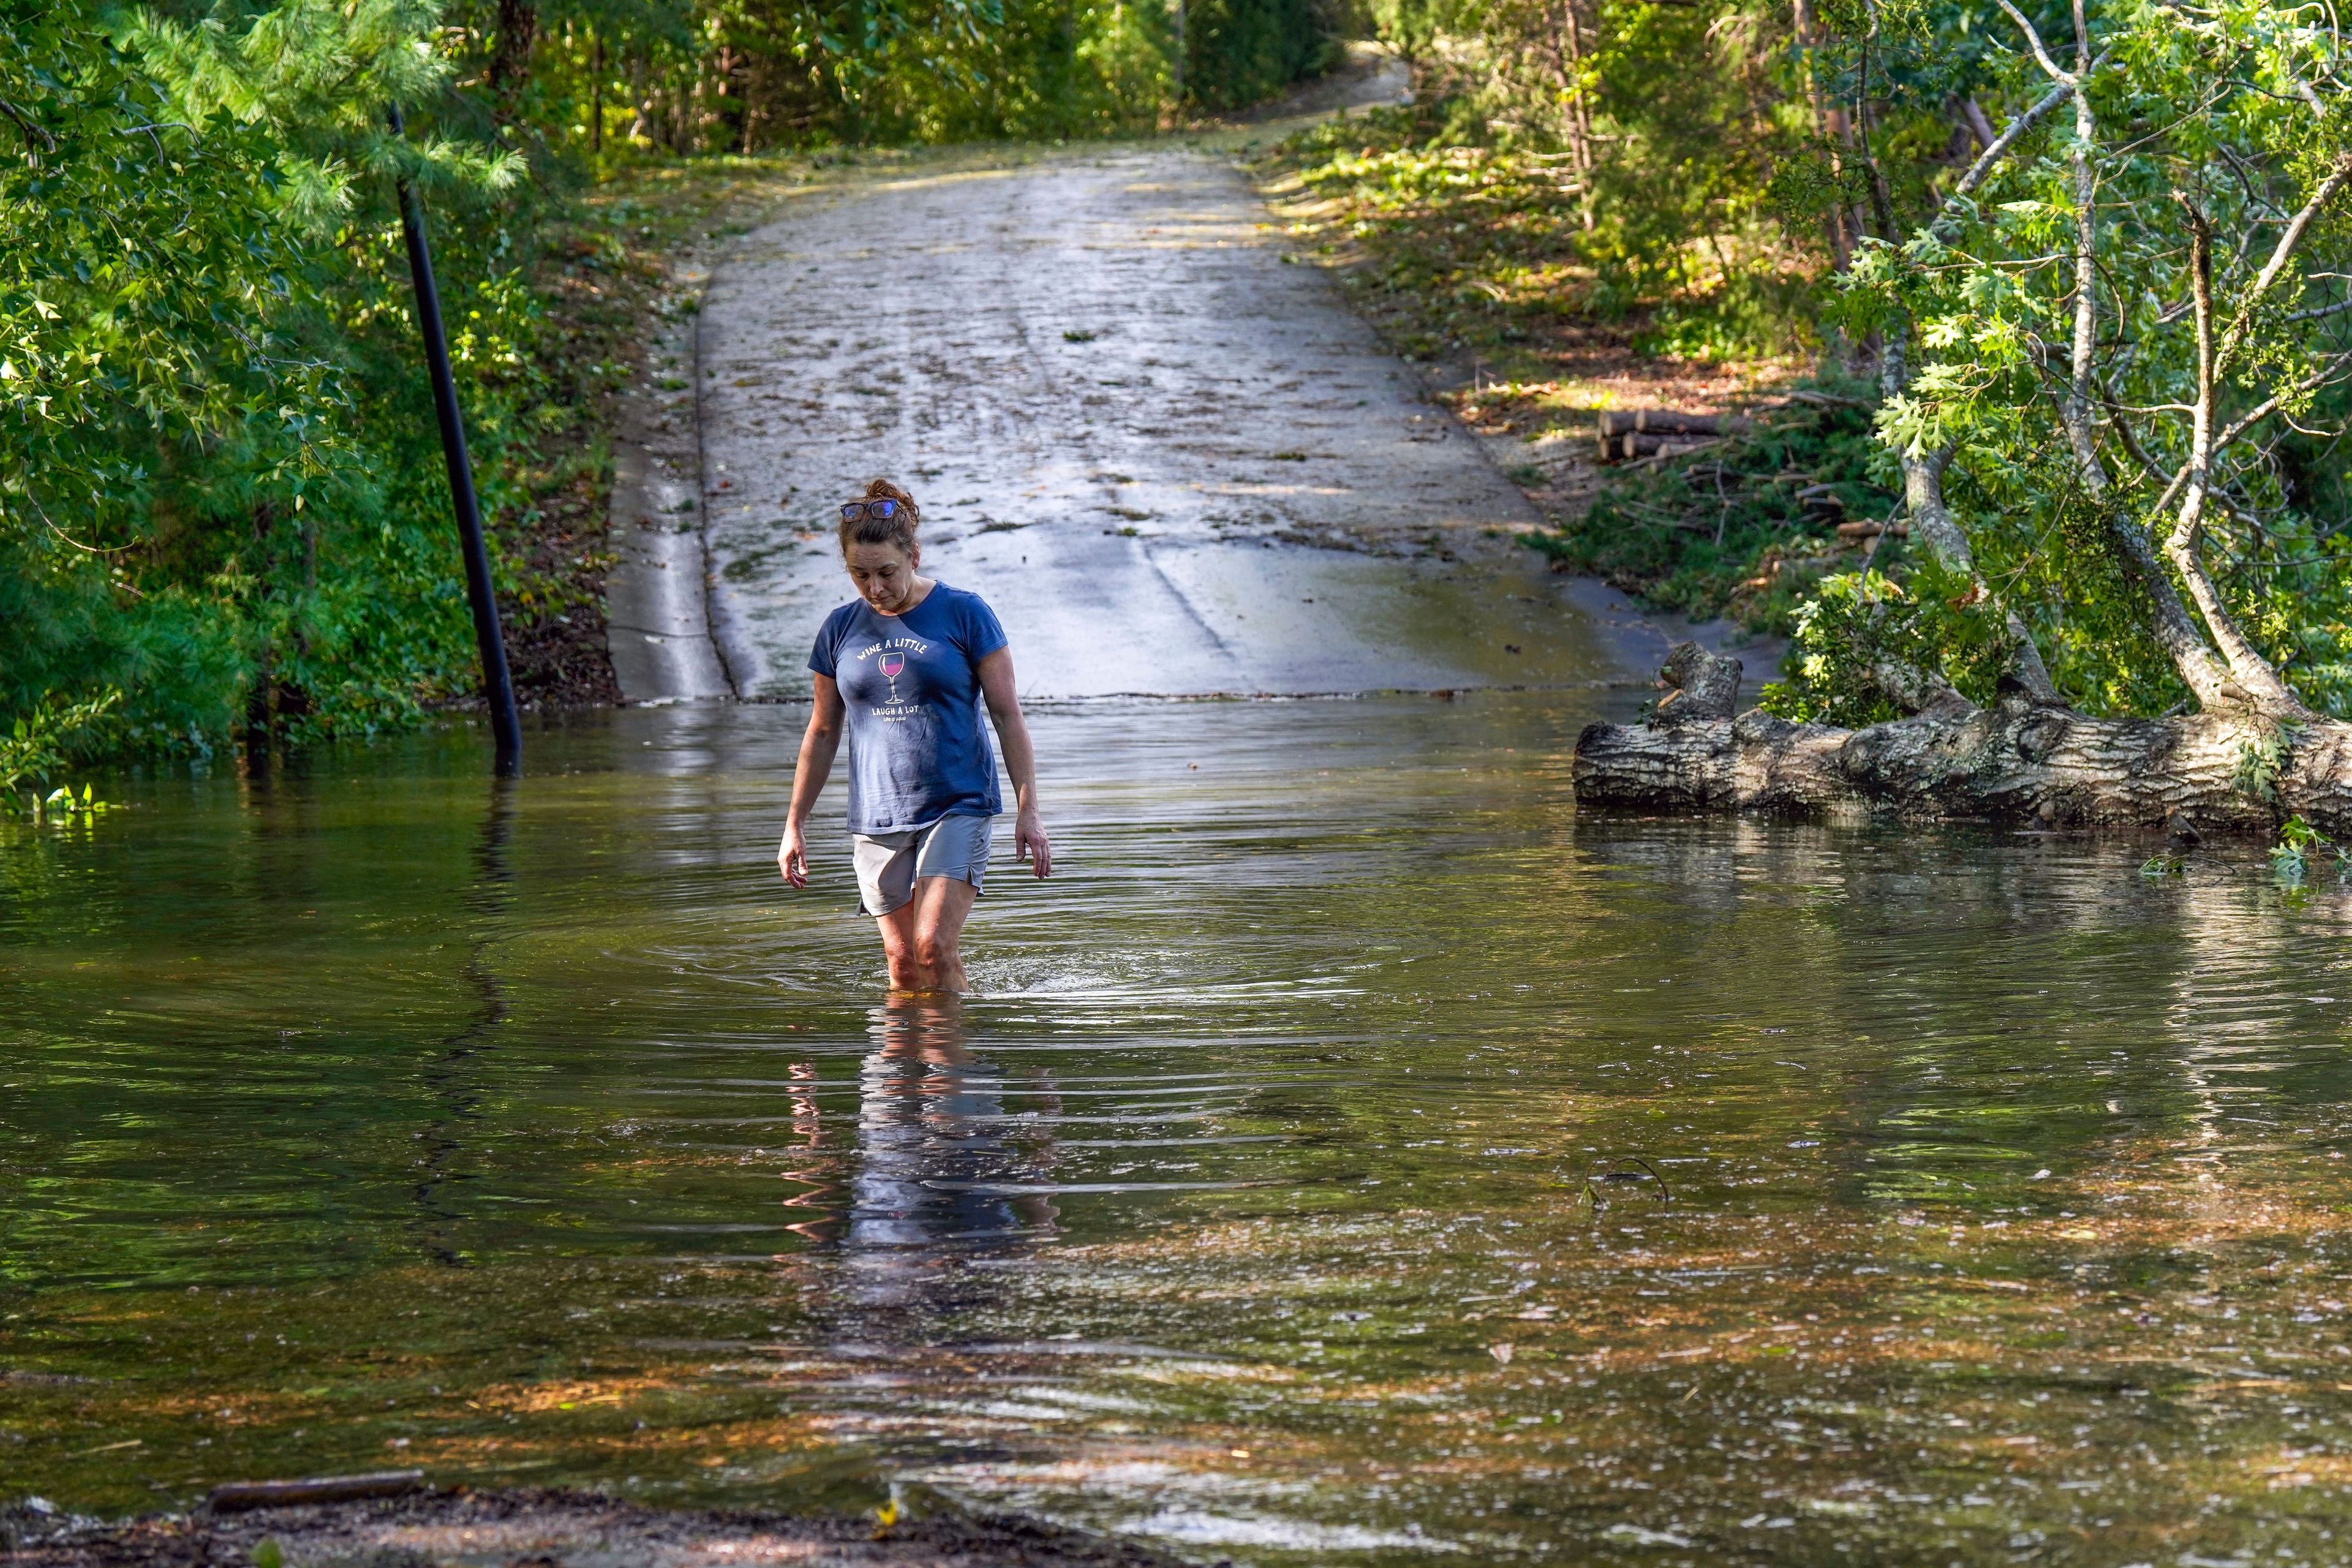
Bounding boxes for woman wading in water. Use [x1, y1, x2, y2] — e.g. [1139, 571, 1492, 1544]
[778, 479, 1051, 991]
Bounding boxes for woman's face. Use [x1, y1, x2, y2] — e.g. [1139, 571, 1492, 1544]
[845, 540, 921, 614]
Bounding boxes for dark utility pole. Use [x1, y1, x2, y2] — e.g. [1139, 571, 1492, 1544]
[387, 104, 522, 777]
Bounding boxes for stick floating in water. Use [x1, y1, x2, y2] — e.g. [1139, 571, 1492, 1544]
[208, 1471, 425, 1512]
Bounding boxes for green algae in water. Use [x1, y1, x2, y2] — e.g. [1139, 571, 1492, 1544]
[7, 694, 2352, 1562]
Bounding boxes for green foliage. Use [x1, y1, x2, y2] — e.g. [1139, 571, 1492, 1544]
[1511, 0, 2352, 729]
[2233, 727, 2294, 808]
[1342, 0, 1820, 356]
[1763, 142, 1868, 236]
[1, 0, 545, 760]
[829, 0, 1172, 140]
[1, 3, 326, 741]
[1183, 0, 1340, 111]
[19, 782, 116, 823]
[0, 689, 120, 821]
[1849, 0, 2352, 721]
[0, 0, 1351, 773]
[1521, 389, 1893, 631]
[1272, 107, 1604, 360]
[2269, 815, 2343, 885]
[1267, 93, 1817, 378]
[2008, 481, 2193, 720]
[1757, 558, 2008, 725]
[4, 0, 1332, 773]
[0, 690, 121, 796]
[508, 0, 1325, 156]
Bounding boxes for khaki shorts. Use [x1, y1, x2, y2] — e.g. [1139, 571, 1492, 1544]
[851, 814, 994, 916]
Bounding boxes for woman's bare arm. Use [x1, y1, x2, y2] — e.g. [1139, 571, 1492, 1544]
[778, 675, 846, 888]
[977, 647, 1051, 878]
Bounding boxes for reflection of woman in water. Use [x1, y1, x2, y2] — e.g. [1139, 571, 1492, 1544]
[844, 997, 1057, 1314]
[778, 479, 1052, 992]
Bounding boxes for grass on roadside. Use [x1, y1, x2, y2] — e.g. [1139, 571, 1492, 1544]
[1245, 100, 1812, 392]
[1523, 390, 1899, 634]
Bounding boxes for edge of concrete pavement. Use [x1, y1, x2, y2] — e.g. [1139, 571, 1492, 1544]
[605, 249, 736, 705]
[1212, 45, 1786, 683]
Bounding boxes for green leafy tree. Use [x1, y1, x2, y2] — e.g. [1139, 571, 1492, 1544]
[1, 0, 538, 755]
[1354, 0, 1822, 354]
[1763, 0, 2352, 725]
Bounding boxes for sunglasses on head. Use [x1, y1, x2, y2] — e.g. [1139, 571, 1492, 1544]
[840, 498, 903, 522]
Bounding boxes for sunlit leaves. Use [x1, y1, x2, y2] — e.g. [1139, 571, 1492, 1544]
[1823, 0, 2352, 717]
[124, 0, 524, 224]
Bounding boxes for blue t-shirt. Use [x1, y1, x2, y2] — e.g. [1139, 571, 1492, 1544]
[807, 584, 1009, 834]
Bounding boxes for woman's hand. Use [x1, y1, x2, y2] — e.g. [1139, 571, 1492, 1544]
[978, 650, 1050, 882]
[1015, 808, 1052, 878]
[780, 680, 842, 893]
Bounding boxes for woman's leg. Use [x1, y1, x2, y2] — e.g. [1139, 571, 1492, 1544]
[908, 875, 981, 992]
[874, 902, 925, 989]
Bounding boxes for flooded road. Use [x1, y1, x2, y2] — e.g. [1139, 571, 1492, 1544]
[610, 123, 1707, 705]
[9, 695, 2352, 1564]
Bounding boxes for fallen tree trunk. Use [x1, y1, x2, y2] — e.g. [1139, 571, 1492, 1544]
[1575, 644, 2352, 833]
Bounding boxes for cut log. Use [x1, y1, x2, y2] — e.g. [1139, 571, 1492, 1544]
[1594, 410, 1753, 461]
[1575, 643, 2352, 832]
[209, 1472, 426, 1512]
[1649, 640, 1744, 725]
[1597, 409, 1751, 439]
[1610, 432, 1722, 461]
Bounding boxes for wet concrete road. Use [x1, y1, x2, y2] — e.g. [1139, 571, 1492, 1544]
[682, 146, 1649, 701]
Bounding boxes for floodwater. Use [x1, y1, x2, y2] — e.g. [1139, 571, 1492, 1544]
[8, 692, 2352, 1566]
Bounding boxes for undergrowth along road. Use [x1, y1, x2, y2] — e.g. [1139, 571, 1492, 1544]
[1243, 101, 1899, 645]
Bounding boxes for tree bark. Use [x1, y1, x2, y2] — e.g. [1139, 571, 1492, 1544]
[1575, 644, 2348, 832]
[1898, 444, 2059, 701]
[1553, 0, 1596, 231]
[488, 0, 537, 115]
[2166, 203, 2315, 721]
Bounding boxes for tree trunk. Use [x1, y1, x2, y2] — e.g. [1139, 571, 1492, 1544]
[1574, 644, 2347, 833]
[1553, 0, 1596, 231]
[488, 0, 538, 115]
[1791, 0, 1850, 270]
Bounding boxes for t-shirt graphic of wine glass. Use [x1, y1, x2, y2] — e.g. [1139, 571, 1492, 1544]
[878, 650, 907, 702]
